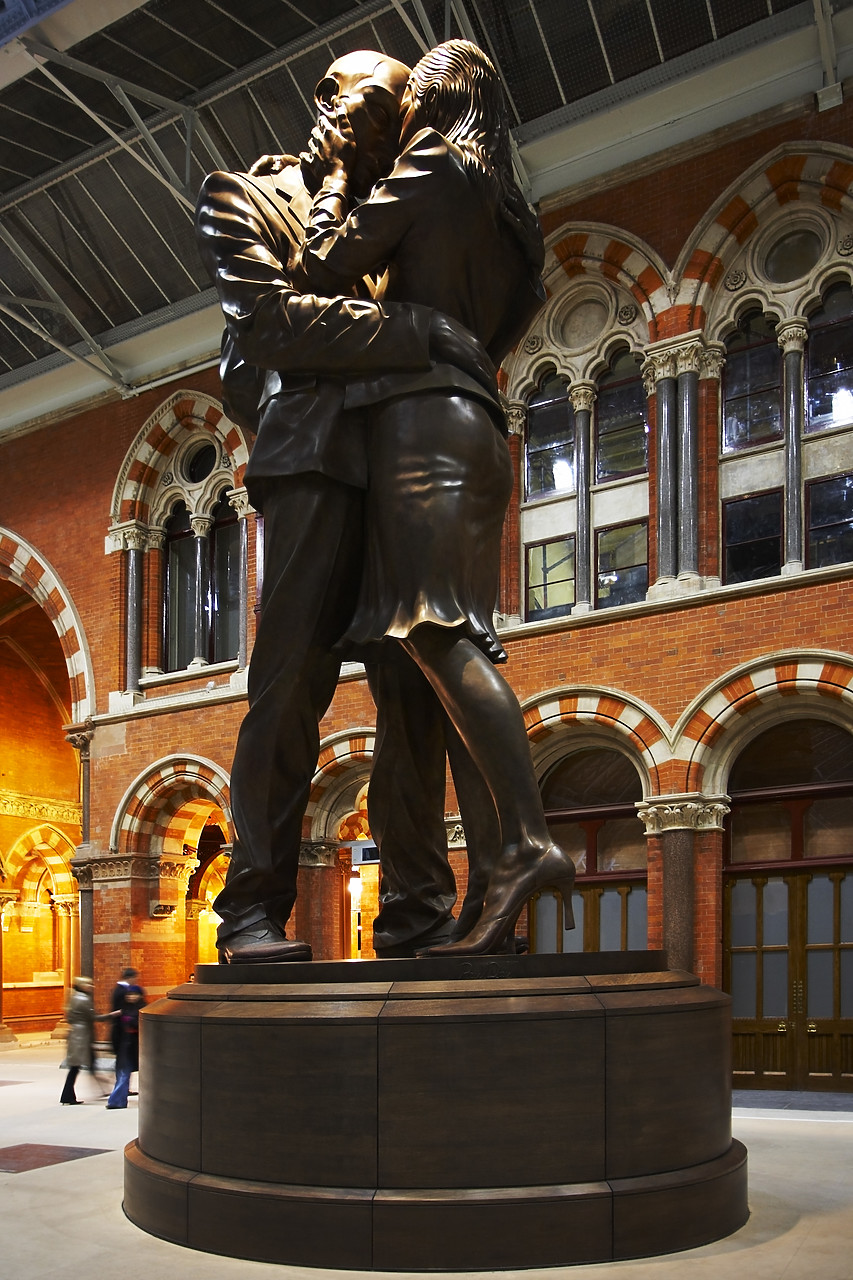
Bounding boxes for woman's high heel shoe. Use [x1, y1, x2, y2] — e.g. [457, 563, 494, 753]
[424, 844, 576, 957]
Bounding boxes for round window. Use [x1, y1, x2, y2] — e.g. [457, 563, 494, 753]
[184, 442, 217, 483]
[764, 228, 822, 284]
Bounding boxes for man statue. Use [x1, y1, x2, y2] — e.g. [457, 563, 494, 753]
[196, 51, 497, 963]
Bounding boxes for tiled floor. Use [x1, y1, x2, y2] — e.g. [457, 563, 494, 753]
[2, 1038, 852, 1280]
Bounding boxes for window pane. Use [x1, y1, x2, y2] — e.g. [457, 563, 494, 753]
[731, 952, 757, 1018]
[167, 536, 196, 671]
[764, 229, 822, 284]
[763, 878, 788, 946]
[808, 876, 835, 945]
[526, 395, 575, 498]
[212, 519, 240, 662]
[542, 748, 643, 809]
[723, 492, 782, 584]
[730, 880, 757, 947]
[626, 886, 647, 949]
[597, 522, 648, 609]
[599, 889, 622, 950]
[807, 949, 834, 1019]
[597, 817, 647, 871]
[723, 389, 782, 452]
[595, 376, 647, 482]
[527, 538, 575, 621]
[808, 474, 853, 568]
[804, 798, 853, 859]
[808, 321, 853, 380]
[730, 804, 791, 863]
[807, 369, 853, 433]
[725, 344, 782, 398]
[842, 874, 853, 944]
[841, 949, 853, 1018]
[762, 951, 788, 1017]
[730, 719, 853, 789]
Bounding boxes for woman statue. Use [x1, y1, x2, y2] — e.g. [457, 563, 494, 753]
[296, 39, 575, 954]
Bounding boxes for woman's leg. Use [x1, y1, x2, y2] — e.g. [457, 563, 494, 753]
[60, 1066, 79, 1104]
[401, 624, 575, 953]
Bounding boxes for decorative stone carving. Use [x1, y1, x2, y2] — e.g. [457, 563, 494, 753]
[636, 794, 730, 835]
[523, 334, 543, 354]
[299, 841, 341, 868]
[617, 302, 638, 325]
[190, 515, 214, 539]
[445, 817, 466, 848]
[147, 527, 166, 551]
[505, 402, 527, 436]
[700, 345, 726, 381]
[125, 525, 149, 552]
[227, 486, 251, 519]
[569, 383, 596, 413]
[724, 269, 747, 291]
[0, 788, 82, 825]
[777, 321, 808, 355]
[675, 341, 704, 376]
[65, 720, 94, 757]
[838, 234, 853, 256]
[162, 471, 174, 486]
[641, 349, 677, 389]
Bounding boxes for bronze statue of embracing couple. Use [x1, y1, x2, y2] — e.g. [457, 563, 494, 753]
[195, 39, 575, 964]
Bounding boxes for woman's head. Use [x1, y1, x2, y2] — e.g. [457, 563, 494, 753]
[402, 40, 543, 274]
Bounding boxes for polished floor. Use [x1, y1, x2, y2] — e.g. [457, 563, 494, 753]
[2, 1036, 852, 1280]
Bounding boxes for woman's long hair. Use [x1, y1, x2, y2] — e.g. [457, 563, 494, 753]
[408, 39, 544, 275]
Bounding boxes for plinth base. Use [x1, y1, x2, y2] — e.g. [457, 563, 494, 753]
[124, 955, 748, 1270]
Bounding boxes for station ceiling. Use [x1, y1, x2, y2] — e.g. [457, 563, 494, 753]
[0, 0, 850, 407]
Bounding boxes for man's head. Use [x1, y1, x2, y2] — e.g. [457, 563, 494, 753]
[313, 51, 410, 197]
[121, 967, 139, 981]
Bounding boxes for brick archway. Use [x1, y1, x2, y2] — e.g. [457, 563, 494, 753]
[305, 730, 375, 838]
[4, 825, 77, 895]
[520, 686, 671, 795]
[675, 651, 853, 792]
[110, 754, 233, 857]
[0, 527, 94, 723]
[544, 224, 669, 342]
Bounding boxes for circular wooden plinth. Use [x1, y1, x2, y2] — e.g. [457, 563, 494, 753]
[124, 958, 748, 1270]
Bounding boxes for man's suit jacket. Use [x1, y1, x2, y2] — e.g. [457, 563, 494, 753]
[195, 163, 435, 503]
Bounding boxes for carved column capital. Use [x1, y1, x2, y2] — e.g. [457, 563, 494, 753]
[675, 341, 704, 376]
[569, 382, 597, 413]
[641, 349, 678, 389]
[185, 898, 206, 921]
[147, 526, 166, 551]
[699, 344, 726, 381]
[299, 841, 341, 868]
[636, 793, 730, 835]
[227, 486, 252, 519]
[505, 401, 527, 436]
[777, 319, 809, 354]
[65, 719, 94, 757]
[190, 515, 214, 539]
[124, 524, 149, 552]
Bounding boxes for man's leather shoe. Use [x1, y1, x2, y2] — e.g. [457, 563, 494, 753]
[219, 920, 312, 964]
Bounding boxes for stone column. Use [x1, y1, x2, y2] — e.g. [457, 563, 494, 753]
[124, 524, 147, 694]
[0, 891, 18, 1044]
[643, 349, 678, 586]
[189, 515, 213, 667]
[636, 794, 730, 973]
[66, 721, 94, 845]
[143, 527, 166, 675]
[298, 842, 345, 961]
[675, 341, 704, 585]
[228, 487, 251, 669]
[184, 898, 205, 975]
[501, 403, 525, 624]
[69, 861, 94, 980]
[570, 383, 596, 613]
[777, 319, 808, 575]
[50, 895, 78, 1038]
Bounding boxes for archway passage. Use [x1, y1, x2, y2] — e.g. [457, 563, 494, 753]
[0, 579, 81, 1034]
[724, 717, 853, 1091]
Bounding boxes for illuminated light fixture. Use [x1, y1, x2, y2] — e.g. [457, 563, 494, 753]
[552, 458, 573, 491]
[349, 875, 362, 905]
[831, 387, 853, 424]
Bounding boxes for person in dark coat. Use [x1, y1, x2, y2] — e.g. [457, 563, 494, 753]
[106, 980, 145, 1110]
[59, 976, 99, 1105]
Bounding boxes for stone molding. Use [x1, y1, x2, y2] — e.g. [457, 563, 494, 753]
[641, 332, 725, 385]
[505, 402, 527, 436]
[0, 788, 82, 825]
[227, 486, 252, 518]
[777, 319, 808, 354]
[636, 793, 730, 834]
[71, 854, 196, 883]
[569, 383, 596, 413]
[299, 842, 340, 868]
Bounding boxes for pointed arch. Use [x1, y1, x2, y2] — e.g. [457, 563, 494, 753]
[110, 754, 233, 857]
[674, 650, 853, 793]
[109, 389, 252, 528]
[674, 142, 853, 334]
[0, 527, 94, 722]
[306, 729, 376, 840]
[4, 825, 77, 896]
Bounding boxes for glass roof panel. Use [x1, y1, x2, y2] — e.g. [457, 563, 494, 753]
[593, 0, 661, 83]
[650, 0, 714, 60]
[711, 0, 769, 40]
[536, 0, 612, 104]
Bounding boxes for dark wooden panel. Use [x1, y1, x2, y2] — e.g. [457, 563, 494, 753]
[138, 1008, 200, 1168]
[604, 997, 732, 1178]
[187, 1177, 373, 1269]
[123, 1139, 189, 1245]
[200, 1021, 378, 1186]
[378, 1003, 606, 1188]
[611, 1140, 749, 1259]
[373, 1183, 613, 1270]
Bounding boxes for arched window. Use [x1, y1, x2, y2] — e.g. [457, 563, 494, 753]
[724, 717, 853, 1090]
[164, 502, 195, 672]
[525, 374, 574, 500]
[595, 349, 647, 482]
[163, 488, 241, 673]
[531, 746, 647, 954]
[721, 310, 782, 453]
[210, 490, 240, 664]
[806, 282, 853, 434]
